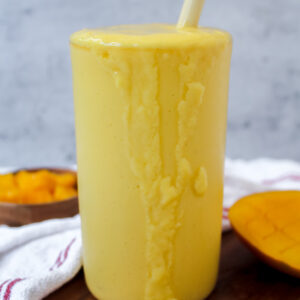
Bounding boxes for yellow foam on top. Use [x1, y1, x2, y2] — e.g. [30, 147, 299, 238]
[70, 23, 231, 49]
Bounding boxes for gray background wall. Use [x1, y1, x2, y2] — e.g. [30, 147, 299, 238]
[0, 0, 299, 167]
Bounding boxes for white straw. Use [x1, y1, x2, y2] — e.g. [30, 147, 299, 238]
[177, 0, 206, 28]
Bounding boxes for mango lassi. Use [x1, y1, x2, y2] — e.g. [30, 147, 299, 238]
[70, 24, 232, 300]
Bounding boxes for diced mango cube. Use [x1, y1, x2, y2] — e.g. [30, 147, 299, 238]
[53, 173, 77, 188]
[16, 170, 55, 192]
[0, 174, 16, 189]
[54, 186, 77, 201]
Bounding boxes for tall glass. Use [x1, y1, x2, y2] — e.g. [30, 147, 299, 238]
[70, 24, 232, 300]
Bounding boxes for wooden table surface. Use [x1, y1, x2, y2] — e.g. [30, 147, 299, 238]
[47, 232, 300, 300]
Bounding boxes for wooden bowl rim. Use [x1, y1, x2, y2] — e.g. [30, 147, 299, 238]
[0, 167, 78, 208]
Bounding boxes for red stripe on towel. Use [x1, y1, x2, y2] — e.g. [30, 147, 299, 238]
[3, 278, 25, 300]
[62, 238, 76, 265]
[49, 250, 63, 271]
[49, 237, 76, 271]
[0, 280, 10, 295]
[263, 174, 300, 185]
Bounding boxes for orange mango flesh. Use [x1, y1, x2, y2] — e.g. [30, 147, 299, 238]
[229, 191, 300, 278]
[0, 170, 77, 204]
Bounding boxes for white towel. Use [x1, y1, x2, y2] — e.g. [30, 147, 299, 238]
[0, 216, 81, 300]
[0, 158, 300, 299]
[222, 158, 300, 230]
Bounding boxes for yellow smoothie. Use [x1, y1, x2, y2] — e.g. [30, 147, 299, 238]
[70, 24, 232, 300]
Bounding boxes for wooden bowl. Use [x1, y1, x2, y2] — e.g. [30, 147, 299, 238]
[0, 167, 79, 226]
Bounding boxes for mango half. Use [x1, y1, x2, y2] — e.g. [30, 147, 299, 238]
[229, 191, 300, 278]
